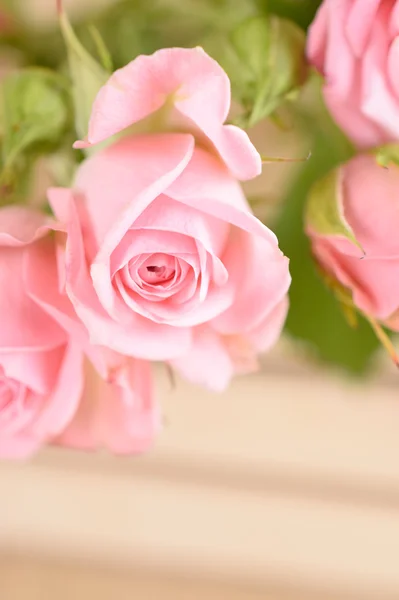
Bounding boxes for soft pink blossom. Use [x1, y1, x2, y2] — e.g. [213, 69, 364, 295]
[0, 206, 84, 458]
[0, 207, 159, 458]
[52, 47, 290, 391]
[307, 0, 399, 148]
[307, 154, 399, 327]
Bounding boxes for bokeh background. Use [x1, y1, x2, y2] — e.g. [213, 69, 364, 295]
[1, 1, 399, 599]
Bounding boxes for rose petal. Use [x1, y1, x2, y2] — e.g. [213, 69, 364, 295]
[75, 47, 261, 180]
[133, 194, 230, 257]
[342, 154, 399, 256]
[167, 146, 277, 244]
[0, 346, 63, 396]
[0, 206, 52, 247]
[0, 244, 65, 351]
[387, 36, 399, 101]
[57, 359, 160, 454]
[212, 228, 291, 334]
[32, 341, 84, 437]
[306, 1, 329, 71]
[171, 326, 234, 392]
[247, 296, 289, 353]
[346, 0, 382, 57]
[361, 9, 399, 139]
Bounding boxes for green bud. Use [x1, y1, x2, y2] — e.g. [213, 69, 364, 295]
[206, 15, 308, 127]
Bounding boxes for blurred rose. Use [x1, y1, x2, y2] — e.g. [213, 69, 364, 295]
[51, 48, 291, 391]
[307, 0, 399, 148]
[0, 207, 84, 458]
[56, 357, 160, 454]
[0, 207, 159, 458]
[306, 154, 399, 328]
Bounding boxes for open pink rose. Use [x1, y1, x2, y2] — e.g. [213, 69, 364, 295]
[0, 207, 159, 458]
[307, 154, 399, 328]
[50, 49, 290, 391]
[307, 0, 399, 148]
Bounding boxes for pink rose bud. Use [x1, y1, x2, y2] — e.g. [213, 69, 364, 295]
[307, 0, 399, 148]
[306, 154, 399, 330]
[51, 47, 291, 392]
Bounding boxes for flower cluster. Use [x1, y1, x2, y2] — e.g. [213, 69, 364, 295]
[0, 45, 290, 458]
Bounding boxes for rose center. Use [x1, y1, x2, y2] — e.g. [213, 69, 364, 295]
[137, 254, 176, 285]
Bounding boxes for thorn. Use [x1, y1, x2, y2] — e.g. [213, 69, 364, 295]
[261, 151, 311, 165]
[56, 0, 63, 15]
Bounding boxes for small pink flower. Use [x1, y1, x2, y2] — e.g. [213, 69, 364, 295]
[307, 154, 399, 327]
[307, 0, 399, 148]
[51, 48, 291, 392]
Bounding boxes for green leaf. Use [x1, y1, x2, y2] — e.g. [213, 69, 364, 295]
[0, 68, 69, 203]
[306, 169, 363, 252]
[230, 15, 269, 81]
[87, 24, 113, 73]
[273, 78, 379, 374]
[1, 68, 68, 167]
[206, 15, 308, 127]
[251, 16, 307, 125]
[58, 2, 109, 142]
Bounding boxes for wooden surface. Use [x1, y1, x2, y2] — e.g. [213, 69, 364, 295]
[2, 357, 399, 599]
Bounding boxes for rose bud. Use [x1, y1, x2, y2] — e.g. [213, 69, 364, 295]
[306, 154, 399, 343]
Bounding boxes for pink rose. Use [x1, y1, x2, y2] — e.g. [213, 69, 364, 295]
[0, 207, 84, 458]
[51, 48, 291, 391]
[0, 207, 159, 458]
[307, 0, 399, 148]
[56, 357, 160, 455]
[306, 154, 399, 328]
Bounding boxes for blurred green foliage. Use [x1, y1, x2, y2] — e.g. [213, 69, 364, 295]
[0, 68, 70, 203]
[205, 15, 307, 127]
